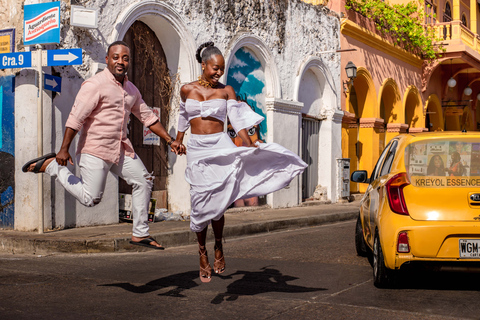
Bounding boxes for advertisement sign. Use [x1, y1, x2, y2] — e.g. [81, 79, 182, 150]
[0, 29, 15, 53]
[24, 2, 60, 45]
[406, 139, 480, 187]
[143, 108, 161, 145]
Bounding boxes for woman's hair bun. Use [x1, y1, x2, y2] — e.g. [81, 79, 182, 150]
[196, 42, 215, 63]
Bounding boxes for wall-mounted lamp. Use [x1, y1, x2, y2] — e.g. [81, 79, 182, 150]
[343, 61, 357, 93]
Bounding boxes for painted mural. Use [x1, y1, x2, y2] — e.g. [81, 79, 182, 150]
[226, 47, 267, 141]
[226, 48, 267, 207]
[0, 75, 15, 229]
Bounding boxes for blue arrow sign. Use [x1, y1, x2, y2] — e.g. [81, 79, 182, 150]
[46, 48, 82, 66]
[0, 52, 32, 69]
[44, 74, 61, 92]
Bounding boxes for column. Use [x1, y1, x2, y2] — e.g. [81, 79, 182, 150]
[358, 118, 384, 193]
[14, 68, 53, 231]
[470, 0, 477, 34]
[265, 98, 303, 208]
[317, 110, 344, 202]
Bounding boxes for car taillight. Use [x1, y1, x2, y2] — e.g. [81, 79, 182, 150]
[386, 172, 410, 215]
[397, 231, 410, 253]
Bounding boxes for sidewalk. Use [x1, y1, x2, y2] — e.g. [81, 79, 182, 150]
[0, 200, 360, 254]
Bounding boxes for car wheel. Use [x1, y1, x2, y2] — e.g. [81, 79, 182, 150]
[355, 215, 368, 256]
[373, 234, 395, 288]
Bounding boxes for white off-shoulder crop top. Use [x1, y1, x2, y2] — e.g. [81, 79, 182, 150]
[178, 99, 264, 133]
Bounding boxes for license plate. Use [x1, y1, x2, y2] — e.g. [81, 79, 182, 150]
[459, 239, 480, 258]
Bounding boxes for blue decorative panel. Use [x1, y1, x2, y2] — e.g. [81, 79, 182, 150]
[0, 75, 15, 229]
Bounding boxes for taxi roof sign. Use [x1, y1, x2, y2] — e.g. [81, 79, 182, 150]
[24, 2, 61, 45]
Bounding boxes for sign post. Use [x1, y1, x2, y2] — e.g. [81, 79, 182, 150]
[24, 0, 61, 234]
[24, 1, 64, 234]
[36, 45, 44, 234]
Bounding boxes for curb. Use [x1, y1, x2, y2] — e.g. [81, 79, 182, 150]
[0, 210, 359, 255]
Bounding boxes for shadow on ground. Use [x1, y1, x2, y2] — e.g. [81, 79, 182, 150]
[101, 266, 327, 303]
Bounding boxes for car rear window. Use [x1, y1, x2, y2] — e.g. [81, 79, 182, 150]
[405, 138, 480, 187]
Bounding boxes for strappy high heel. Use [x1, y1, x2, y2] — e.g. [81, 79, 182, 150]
[199, 247, 212, 283]
[214, 244, 225, 274]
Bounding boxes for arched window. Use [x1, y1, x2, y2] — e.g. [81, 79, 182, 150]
[461, 14, 468, 27]
[425, 0, 437, 24]
[444, 2, 452, 22]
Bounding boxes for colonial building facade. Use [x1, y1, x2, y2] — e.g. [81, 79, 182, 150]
[325, 0, 480, 192]
[1, 1, 342, 231]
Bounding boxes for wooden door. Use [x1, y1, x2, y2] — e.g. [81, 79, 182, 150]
[120, 21, 171, 199]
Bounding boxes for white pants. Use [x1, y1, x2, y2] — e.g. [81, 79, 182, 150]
[45, 153, 153, 237]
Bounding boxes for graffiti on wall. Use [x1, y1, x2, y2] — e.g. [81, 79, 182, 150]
[226, 48, 267, 207]
[0, 75, 15, 228]
[226, 47, 267, 141]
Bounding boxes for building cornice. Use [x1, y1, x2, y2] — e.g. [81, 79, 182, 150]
[408, 127, 426, 133]
[386, 123, 409, 133]
[265, 98, 303, 115]
[341, 19, 423, 69]
[359, 117, 384, 129]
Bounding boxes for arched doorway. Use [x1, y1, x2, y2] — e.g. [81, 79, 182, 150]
[379, 79, 401, 150]
[120, 21, 171, 207]
[404, 86, 423, 132]
[347, 68, 378, 192]
[425, 94, 444, 131]
[298, 68, 323, 200]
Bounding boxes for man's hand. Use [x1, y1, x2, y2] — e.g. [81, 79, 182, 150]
[56, 148, 73, 166]
[170, 141, 186, 155]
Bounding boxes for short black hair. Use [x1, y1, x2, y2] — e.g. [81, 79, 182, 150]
[196, 42, 223, 64]
[107, 41, 129, 55]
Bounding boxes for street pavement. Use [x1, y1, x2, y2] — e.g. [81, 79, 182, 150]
[1, 220, 476, 320]
[0, 199, 360, 255]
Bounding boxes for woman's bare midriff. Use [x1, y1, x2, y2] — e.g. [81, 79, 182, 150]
[190, 117, 224, 134]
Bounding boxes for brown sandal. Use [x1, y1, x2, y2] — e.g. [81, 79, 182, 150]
[199, 247, 212, 283]
[214, 245, 225, 274]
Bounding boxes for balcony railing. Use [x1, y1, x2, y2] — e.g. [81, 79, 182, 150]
[432, 21, 480, 55]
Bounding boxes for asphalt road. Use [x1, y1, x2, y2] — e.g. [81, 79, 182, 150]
[0, 220, 479, 319]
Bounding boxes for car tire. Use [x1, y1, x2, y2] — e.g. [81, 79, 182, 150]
[373, 234, 395, 288]
[355, 215, 368, 257]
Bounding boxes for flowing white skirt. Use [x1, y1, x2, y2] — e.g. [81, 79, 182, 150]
[186, 132, 307, 232]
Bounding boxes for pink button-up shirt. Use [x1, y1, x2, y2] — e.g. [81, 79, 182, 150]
[65, 68, 158, 164]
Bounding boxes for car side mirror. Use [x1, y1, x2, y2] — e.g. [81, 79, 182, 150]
[351, 170, 369, 184]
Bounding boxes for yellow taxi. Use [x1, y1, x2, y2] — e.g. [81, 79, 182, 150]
[351, 132, 480, 287]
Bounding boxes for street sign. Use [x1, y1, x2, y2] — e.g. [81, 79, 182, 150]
[0, 52, 32, 69]
[44, 74, 62, 92]
[24, 2, 61, 46]
[0, 48, 83, 70]
[46, 48, 82, 66]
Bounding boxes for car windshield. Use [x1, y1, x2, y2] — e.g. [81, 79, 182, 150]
[405, 138, 480, 187]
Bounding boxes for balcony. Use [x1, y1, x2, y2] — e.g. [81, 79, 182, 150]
[432, 21, 480, 56]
